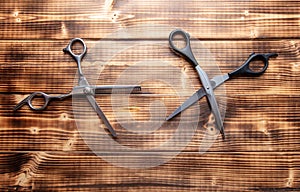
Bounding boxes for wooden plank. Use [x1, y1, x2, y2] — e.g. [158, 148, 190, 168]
[0, 40, 298, 95]
[0, 0, 299, 40]
[0, 152, 299, 191]
[0, 93, 299, 152]
[1, 0, 300, 191]
[0, 40, 298, 153]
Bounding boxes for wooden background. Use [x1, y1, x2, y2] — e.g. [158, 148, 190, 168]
[0, 0, 300, 191]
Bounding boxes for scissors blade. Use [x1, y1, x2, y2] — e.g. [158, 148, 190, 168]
[93, 85, 141, 90]
[166, 88, 206, 121]
[205, 91, 225, 139]
[85, 94, 117, 137]
[93, 85, 141, 94]
[195, 66, 225, 139]
[211, 74, 229, 89]
[166, 74, 229, 121]
[72, 85, 141, 95]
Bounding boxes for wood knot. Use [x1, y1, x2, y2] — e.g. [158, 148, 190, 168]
[287, 169, 294, 187]
[15, 168, 32, 187]
[63, 134, 77, 151]
[13, 11, 19, 17]
[263, 128, 270, 136]
[257, 119, 269, 136]
[111, 11, 119, 23]
[60, 113, 68, 120]
[63, 139, 74, 151]
[250, 29, 259, 39]
[204, 113, 219, 136]
[287, 178, 294, 187]
[211, 177, 217, 186]
[30, 127, 39, 134]
[16, 172, 27, 186]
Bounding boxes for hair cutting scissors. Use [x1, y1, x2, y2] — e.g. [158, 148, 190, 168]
[14, 38, 141, 137]
[167, 29, 278, 139]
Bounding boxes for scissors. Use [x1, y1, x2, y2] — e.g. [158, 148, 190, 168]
[167, 29, 278, 139]
[14, 38, 141, 137]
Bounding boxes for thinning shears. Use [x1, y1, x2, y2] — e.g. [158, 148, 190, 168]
[14, 38, 141, 137]
[167, 29, 278, 139]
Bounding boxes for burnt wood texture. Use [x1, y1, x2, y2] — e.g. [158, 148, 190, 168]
[0, 0, 300, 191]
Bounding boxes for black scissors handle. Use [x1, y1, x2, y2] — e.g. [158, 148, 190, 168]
[228, 53, 278, 78]
[63, 38, 87, 77]
[13, 92, 70, 111]
[169, 29, 199, 68]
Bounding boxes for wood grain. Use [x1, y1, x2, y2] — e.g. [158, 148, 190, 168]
[0, 0, 299, 40]
[0, 0, 300, 191]
[0, 152, 299, 191]
[0, 40, 298, 94]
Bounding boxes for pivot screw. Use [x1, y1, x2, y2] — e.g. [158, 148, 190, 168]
[84, 87, 92, 95]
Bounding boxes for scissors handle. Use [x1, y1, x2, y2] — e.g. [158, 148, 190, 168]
[14, 92, 51, 111]
[29, 92, 54, 111]
[63, 38, 87, 77]
[228, 53, 278, 78]
[169, 29, 199, 68]
[14, 92, 70, 111]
